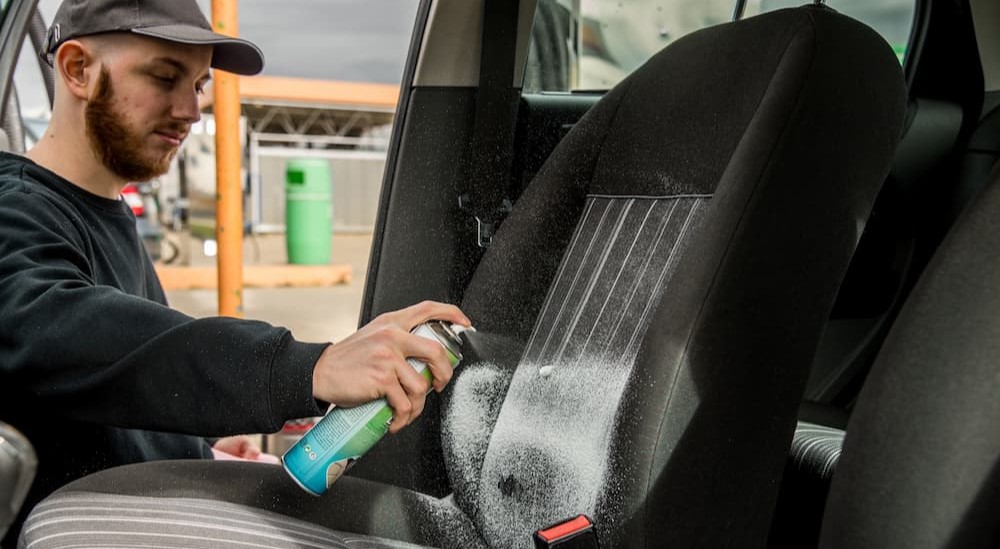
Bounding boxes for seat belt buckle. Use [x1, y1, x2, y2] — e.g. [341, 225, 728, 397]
[475, 216, 496, 248]
[533, 515, 600, 548]
[459, 194, 512, 249]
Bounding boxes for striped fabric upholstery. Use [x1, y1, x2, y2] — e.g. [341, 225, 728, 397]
[21, 491, 429, 549]
[522, 195, 708, 368]
[766, 421, 847, 547]
[790, 422, 846, 480]
[454, 195, 709, 547]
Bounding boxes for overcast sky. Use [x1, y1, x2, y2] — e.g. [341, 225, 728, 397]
[191, 0, 420, 82]
[17, 1, 419, 116]
[35, 0, 420, 82]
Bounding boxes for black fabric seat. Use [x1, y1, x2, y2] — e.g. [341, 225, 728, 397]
[802, 97, 966, 406]
[772, 170, 1000, 549]
[768, 97, 969, 549]
[948, 102, 1000, 229]
[769, 420, 846, 548]
[818, 166, 1000, 548]
[18, 6, 905, 549]
[770, 99, 1000, 549]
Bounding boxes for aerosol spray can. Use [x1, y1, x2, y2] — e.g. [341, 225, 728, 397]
[282, 320, 471, 495]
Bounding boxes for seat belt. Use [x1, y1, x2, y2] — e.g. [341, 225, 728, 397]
[534, 515, 600, 548]
[460, 0, 521, 248]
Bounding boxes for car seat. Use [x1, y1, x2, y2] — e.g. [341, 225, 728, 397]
[17, 6, 905, 549]
[818, 165, 1000, 548]
[771, 50, 998, 547]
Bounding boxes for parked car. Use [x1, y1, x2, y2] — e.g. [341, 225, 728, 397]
[120, 182, 165, 262]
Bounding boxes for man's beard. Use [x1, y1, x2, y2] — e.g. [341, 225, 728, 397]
[85, 68, 183, 182]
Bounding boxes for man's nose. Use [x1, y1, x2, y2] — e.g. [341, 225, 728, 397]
[173, 90, 202, 123]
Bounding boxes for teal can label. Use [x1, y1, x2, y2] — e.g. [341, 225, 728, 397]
[282, 321, 466, 495]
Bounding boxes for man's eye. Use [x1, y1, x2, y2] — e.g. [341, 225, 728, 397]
[153, 75, 176, 86]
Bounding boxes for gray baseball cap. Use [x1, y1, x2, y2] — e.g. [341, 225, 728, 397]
[41, 0, 265, 75]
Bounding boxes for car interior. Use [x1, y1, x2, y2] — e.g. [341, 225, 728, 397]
[2, 0, 999, 547]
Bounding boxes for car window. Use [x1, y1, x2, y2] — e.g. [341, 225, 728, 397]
[525, 0, 915, 93]
[744, 0, 916, 64]
[2, 0, 56, 152]
[525, 0, 734, 92]
[13, 25, 52, 150]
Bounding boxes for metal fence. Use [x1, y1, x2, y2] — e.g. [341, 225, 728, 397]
[250, 133, 387, 234]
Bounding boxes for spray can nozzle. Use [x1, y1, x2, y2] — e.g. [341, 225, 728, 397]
[450, 324, 476, 336]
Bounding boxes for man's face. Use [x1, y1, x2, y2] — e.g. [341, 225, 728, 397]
[84, 36, 212, 182]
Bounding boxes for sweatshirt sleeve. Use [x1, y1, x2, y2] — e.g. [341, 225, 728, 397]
[0, 187, 327, 436]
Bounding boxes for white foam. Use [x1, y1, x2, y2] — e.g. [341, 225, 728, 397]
[441, 362, 512, 507]
[441, 197, 706, 547]
[475, 357, 634, 548]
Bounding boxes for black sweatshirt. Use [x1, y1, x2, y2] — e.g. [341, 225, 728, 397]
[0, 153, 327, 543]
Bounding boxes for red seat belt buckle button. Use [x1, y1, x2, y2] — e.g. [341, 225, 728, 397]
[533, 515, 599, 548]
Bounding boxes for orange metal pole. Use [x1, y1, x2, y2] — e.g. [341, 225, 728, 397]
[211, 0, 244, 318]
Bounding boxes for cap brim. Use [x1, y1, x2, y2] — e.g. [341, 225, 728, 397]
[132, 24, 264, 76]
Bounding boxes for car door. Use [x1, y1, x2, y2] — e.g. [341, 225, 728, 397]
[0, 0, 48, 537]
[0, 0, 51, 157]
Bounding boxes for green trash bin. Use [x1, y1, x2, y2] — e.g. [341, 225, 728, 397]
[285, 159, 332, 265]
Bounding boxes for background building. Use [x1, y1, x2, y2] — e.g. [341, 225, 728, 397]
[178, 76, 397, 239]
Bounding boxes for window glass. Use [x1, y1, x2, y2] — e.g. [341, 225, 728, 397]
[7, 0, 59, 151]
[525, 0, 734, 92]
[744, 0, 915, 64]
[13, 25, 53, 150]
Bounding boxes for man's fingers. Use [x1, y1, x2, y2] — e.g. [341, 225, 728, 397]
[395, 356, 432, 395]
[396, 332, 454, 391]
[405, 389, 426, 426]
[243, 444, 260, 460]
[395, 301, 471, 330]
[312, 302, 470, 434]
[393, 358, 429, 422]
[384, 383, 412, 434]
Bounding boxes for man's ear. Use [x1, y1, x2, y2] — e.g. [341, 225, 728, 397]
[54, 40, 96, 101]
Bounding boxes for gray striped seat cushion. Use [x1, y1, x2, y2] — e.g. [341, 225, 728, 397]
[767, 422, 847, 547]
[790, 421, 846, 480]
[20, 491, 432, 549]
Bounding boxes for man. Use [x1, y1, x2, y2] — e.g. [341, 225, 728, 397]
[0, 0, 469, 546]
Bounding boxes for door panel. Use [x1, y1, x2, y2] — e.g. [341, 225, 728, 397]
[353, 82, 482, 494]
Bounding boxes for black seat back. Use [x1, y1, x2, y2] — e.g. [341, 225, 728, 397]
[445, 6, 906, 547]
[819, 168, 1000, 548]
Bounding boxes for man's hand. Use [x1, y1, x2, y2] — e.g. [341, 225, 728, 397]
[213, 435, 263, 460]
[313, 301, 471, 434]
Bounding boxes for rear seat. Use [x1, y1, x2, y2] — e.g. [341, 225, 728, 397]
[769, 98, 1000, 548]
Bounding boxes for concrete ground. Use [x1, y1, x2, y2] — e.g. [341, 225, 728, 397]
[165, 232, 373, 344]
